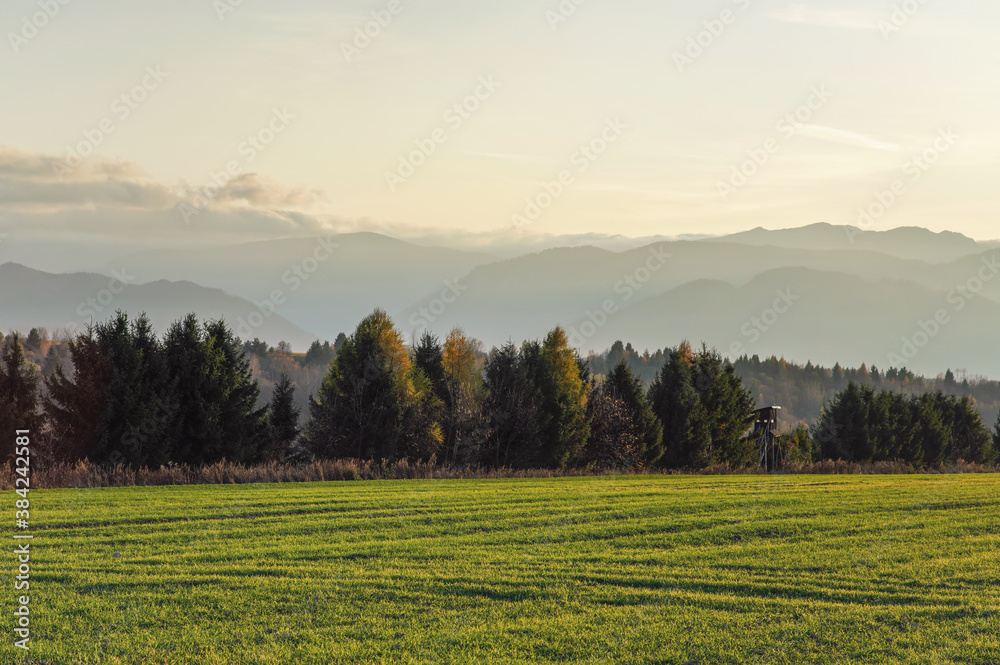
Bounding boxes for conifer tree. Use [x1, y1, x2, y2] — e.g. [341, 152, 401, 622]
[0, 334, 43, 461]
[267, 373, 301, 461]
[482, 342, 541, 468]
[44, 330, 113, 462]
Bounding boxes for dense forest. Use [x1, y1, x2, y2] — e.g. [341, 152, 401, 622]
[1, 311, 997, 471]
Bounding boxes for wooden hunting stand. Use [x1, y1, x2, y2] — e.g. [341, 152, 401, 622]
[755, 406, 782, 472]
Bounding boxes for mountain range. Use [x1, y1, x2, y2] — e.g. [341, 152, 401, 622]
[2, 223, 998, 379]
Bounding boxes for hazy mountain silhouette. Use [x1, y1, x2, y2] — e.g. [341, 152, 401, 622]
[711, 223, 981, 263]
[101, 232, 494, 339]
[0, 263, 318, 348]
[8, 223, 999, 378]
[569, 267, 1000, 378]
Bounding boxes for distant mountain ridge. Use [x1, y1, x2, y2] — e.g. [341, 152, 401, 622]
[710, 223, 981, 263]
[5, 223, 998, 379]
[0, 263, 318, 349]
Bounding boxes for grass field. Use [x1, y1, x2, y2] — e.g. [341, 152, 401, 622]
[11, 475, 1000, 664]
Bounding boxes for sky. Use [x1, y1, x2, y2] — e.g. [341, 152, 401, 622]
[1, 0, 999, 257]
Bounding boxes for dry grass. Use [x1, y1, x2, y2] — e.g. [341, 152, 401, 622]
[3, 457, 997, 489]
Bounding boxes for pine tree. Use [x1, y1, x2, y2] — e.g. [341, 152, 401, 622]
[0, 334, 43, 461]
[267, 373, 301, 461]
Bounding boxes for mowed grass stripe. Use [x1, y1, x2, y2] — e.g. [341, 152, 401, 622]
[12, 475, 1000, 664]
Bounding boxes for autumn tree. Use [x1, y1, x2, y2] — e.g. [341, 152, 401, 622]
[580, 390, 642, 470]
[602, 361, 663, 466]
[441, 328, 485, 466]
[304, 309, 442, 461]
[534, 327, 590, 469]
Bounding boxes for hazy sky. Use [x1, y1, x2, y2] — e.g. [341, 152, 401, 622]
[2, 0, 999, 248]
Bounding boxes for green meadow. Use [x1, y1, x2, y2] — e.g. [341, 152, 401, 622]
[11, 475, 1000, 664]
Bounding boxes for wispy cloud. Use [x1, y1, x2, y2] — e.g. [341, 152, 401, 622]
[796, 125, 900, 151]
[768, 4, 881, 31]
[463, 151, 549, 163]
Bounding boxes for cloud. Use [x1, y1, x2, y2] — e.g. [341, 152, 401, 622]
[0, 146, 148, 182]
[0, 145, 335, 244]
[0, 145, 174, 211]
[795, 125, 900, 151]
[180, 173, 328, 210]
[0, 146, 330, 216]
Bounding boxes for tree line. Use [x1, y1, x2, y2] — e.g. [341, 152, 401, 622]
[1, 310, 997, 470]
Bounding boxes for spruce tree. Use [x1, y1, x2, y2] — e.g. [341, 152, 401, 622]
[413, 332, 447, 403]
[92, 313, 175, 467]
[649, 342, 755, 469]
[482, 342, 540, 468]
[267, 373, 301, 461]
[165, 316, 266, 465]
[43, 330, 114, 462]
[649, 343, 701, 468]
[815, 382, 874, 462]
[202, 319, 268, 464]
[0, 334, 43, 461]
